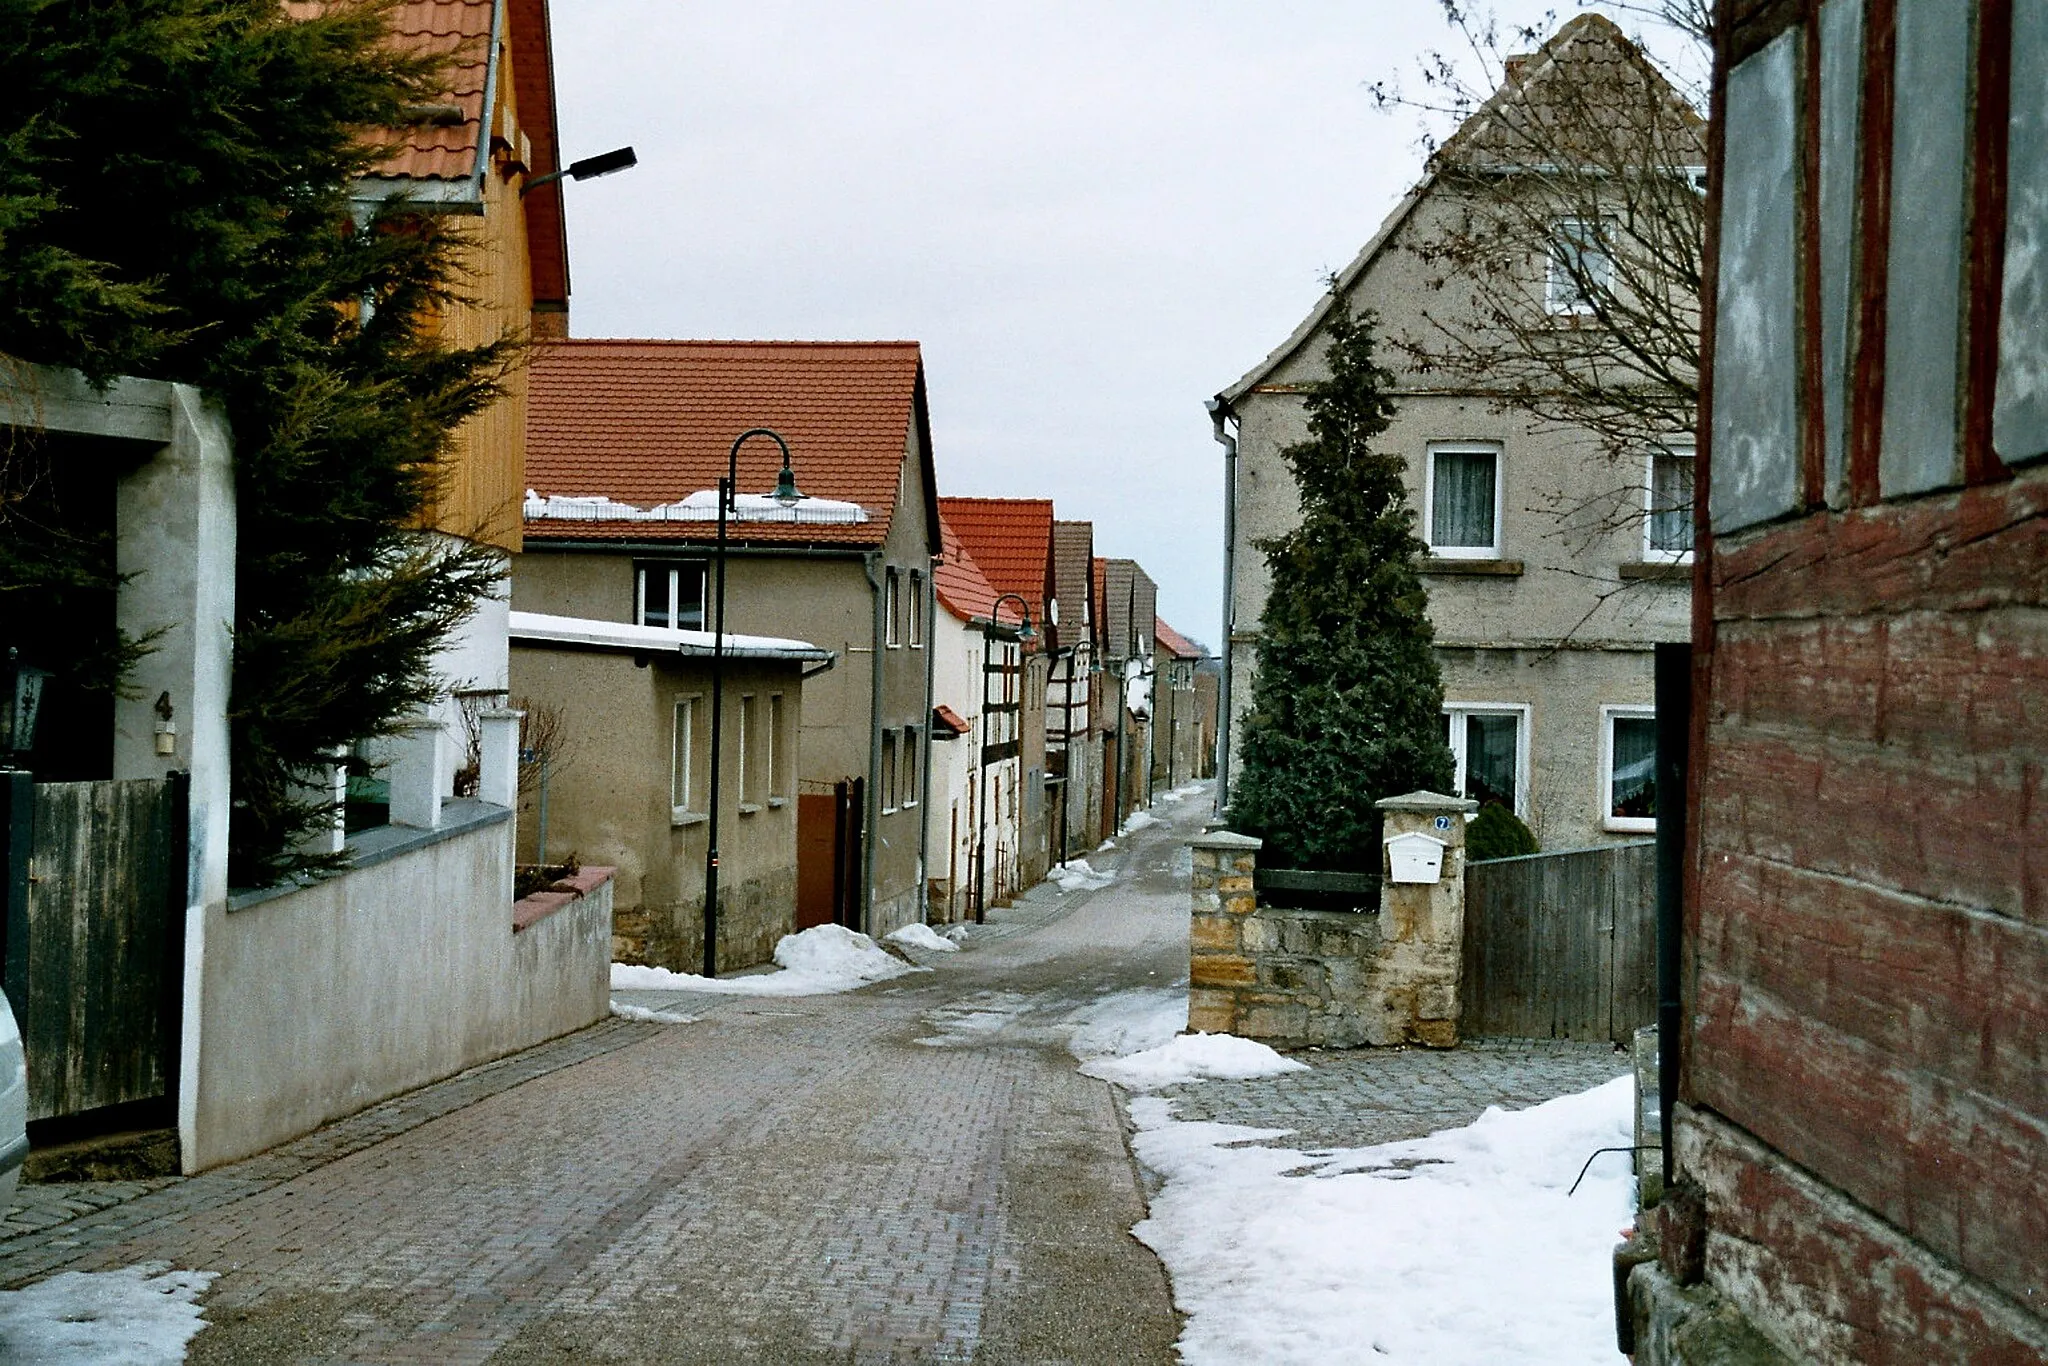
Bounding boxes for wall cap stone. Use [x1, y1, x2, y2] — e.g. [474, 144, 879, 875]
[1189, 830, 1264, 852]
[1374, 790, 1478, 814]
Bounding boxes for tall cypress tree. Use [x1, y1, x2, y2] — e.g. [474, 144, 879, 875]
[1230, 301, 1455, 871]
[0, 0, 514, 885]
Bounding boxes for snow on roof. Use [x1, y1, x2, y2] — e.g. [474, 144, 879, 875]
[523, 489, 870, 525]
[508, 611, 832, 663]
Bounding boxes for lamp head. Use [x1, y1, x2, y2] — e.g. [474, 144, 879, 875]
[1017, 614, 1036, 644]
[769, 453, 805, 509]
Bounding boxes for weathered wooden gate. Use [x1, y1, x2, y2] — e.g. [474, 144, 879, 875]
[1460, 839, 1655, 1045]
[6, 777, 185, 1122]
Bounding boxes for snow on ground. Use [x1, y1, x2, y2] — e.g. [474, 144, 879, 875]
[1081, 1032, 1307, 1089]
[0, 1262, 216, 1365]
[609, 1002, 698, 1024]
[1128, 1077, 1636, 1366]
[1048, 859, 1115, 893]
[1120, 809, 1159, 834]
[611, 925, 926, 997]
[1063, 988, 1188, 1062]
[885, 923, 960, 954]
[1096, 838, 1117, 852]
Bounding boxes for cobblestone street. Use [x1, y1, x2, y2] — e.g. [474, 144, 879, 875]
[0, 789, 1627, 1364]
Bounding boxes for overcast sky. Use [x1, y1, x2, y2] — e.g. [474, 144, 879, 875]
[548, 2, 1658, 647]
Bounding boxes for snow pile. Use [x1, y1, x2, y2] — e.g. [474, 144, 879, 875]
[1130, 1076, 1636, 1365]
[524, 489, 869, 525]
[885, 923, 960, 954]
[1081, 1032, 1307, 1090]
[0, 1262, 216, 1365]
[610, 1002, 697, 1024]
[1064, 988, 1188, 1062]
[1121, 809, 1159, 834]
[610, 925, 926, 997]
[1048, 859, 1114, 893]
[942, 923, 973, 943]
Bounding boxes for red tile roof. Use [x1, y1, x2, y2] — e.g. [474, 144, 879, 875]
[937, 498, 1054, 627]
[508, 0, 568, 310]
[933, 516, 1025, 628]
[524, 340, 936, 550]
[931, 704, 972, 737]
[354, 0, 496, 185]
[1155, 618, 1202, 659]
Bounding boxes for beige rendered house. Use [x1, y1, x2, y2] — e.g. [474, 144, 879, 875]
[1211, 16, 1697, 850]
[508, 612, 830, 972]
[514, 340, 942, 938]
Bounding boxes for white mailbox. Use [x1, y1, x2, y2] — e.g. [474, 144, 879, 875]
[1385, 831, 1447, 884]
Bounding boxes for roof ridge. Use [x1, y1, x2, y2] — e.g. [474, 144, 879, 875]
[542, 338, 923, 349]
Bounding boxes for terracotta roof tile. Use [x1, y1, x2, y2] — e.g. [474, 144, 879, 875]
[1154, 617, 1202, 659]
[348, 0, 496, 185]
[933, 516, 1024, 628]
[937, 498, 1054, 627]
[524, 340, 927, 548]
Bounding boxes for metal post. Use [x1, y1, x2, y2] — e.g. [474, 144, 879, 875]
[0, 769, 29, 1007]
[705, 470, 730, 977]
[1654, 642, 1692, 1182]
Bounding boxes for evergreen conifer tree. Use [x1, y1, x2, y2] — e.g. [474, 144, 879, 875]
[0, 0, 514, 885]
[1230, 301, 1455, 870]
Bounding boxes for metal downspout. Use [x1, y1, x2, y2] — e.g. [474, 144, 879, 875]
[917, 564, 937, 921]
[1207, 398, 1238, 818]
[861, 551, 885, 934]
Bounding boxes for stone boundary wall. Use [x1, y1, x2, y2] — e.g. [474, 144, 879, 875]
[1188, 791, 1476, 1049]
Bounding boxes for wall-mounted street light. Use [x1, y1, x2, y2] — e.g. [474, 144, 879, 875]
[520, 146, 638, 196]
[702, 429, 806, 977]
[973, 593, 1034, 924]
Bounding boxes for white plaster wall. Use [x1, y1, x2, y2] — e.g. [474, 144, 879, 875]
[184, 817, 608, 1171]
[924, 607, 1019, 919]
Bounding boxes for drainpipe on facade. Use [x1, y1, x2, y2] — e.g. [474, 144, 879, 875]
[1207, 397, 1237, 818]
[862, 550, 886, 934]
[918, 559, 938, 922]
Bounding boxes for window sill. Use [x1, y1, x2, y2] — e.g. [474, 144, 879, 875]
[738, 802, 762, 816]
[1619, 560, 1691, 581]
[1605, 817, 1658, 834]
[767, 796, 789, 809]
[671, 810, 708, 828]
[1420, 558, 1524, 576]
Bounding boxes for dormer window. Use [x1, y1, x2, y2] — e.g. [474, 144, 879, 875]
[636, 561, 706, 630]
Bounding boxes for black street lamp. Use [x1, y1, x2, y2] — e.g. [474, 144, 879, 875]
[974, 593, 1035, 925]
[703, 429, 805, 977]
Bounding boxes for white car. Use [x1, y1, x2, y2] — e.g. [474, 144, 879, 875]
[0, 989, 24, 1208]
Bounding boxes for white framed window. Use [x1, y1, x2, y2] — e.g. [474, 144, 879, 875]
[767, 693, 786, 801]
[885, 569, 902, 647]
[1644, 444, 1696, 563]
[881, 730, 898, 812]
[909, 571, 925, 648]
[1442, 702, 1530, 816]
[637, 562, 707, 630]
[1546, 217, 1612, 316]
[670, 695, 701, 821]
[902, 727, 920, 807]
[1425, 443, 1503, 559]
[738, 694, 757, 808]
[1602, 705, 1658, 833]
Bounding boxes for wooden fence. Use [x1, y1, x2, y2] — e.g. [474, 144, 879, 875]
[15, 778, 184, 1121]
[1460, 839, 1655, 1045]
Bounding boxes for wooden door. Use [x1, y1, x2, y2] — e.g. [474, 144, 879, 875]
[795, 789, 837, 930]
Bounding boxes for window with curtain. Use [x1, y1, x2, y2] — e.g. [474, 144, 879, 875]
[1606, 708, 1657, 831]
[1443, 705, 1525, 814]
[1647, 447, 1696, 559]
[1428, 445, 1501, 556]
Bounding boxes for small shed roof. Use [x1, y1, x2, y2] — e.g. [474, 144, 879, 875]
[508, 610, 831, 663]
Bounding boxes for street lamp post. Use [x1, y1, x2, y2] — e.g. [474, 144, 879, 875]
[974, 593, 1034, 925]
[703, 428, 805, 977]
